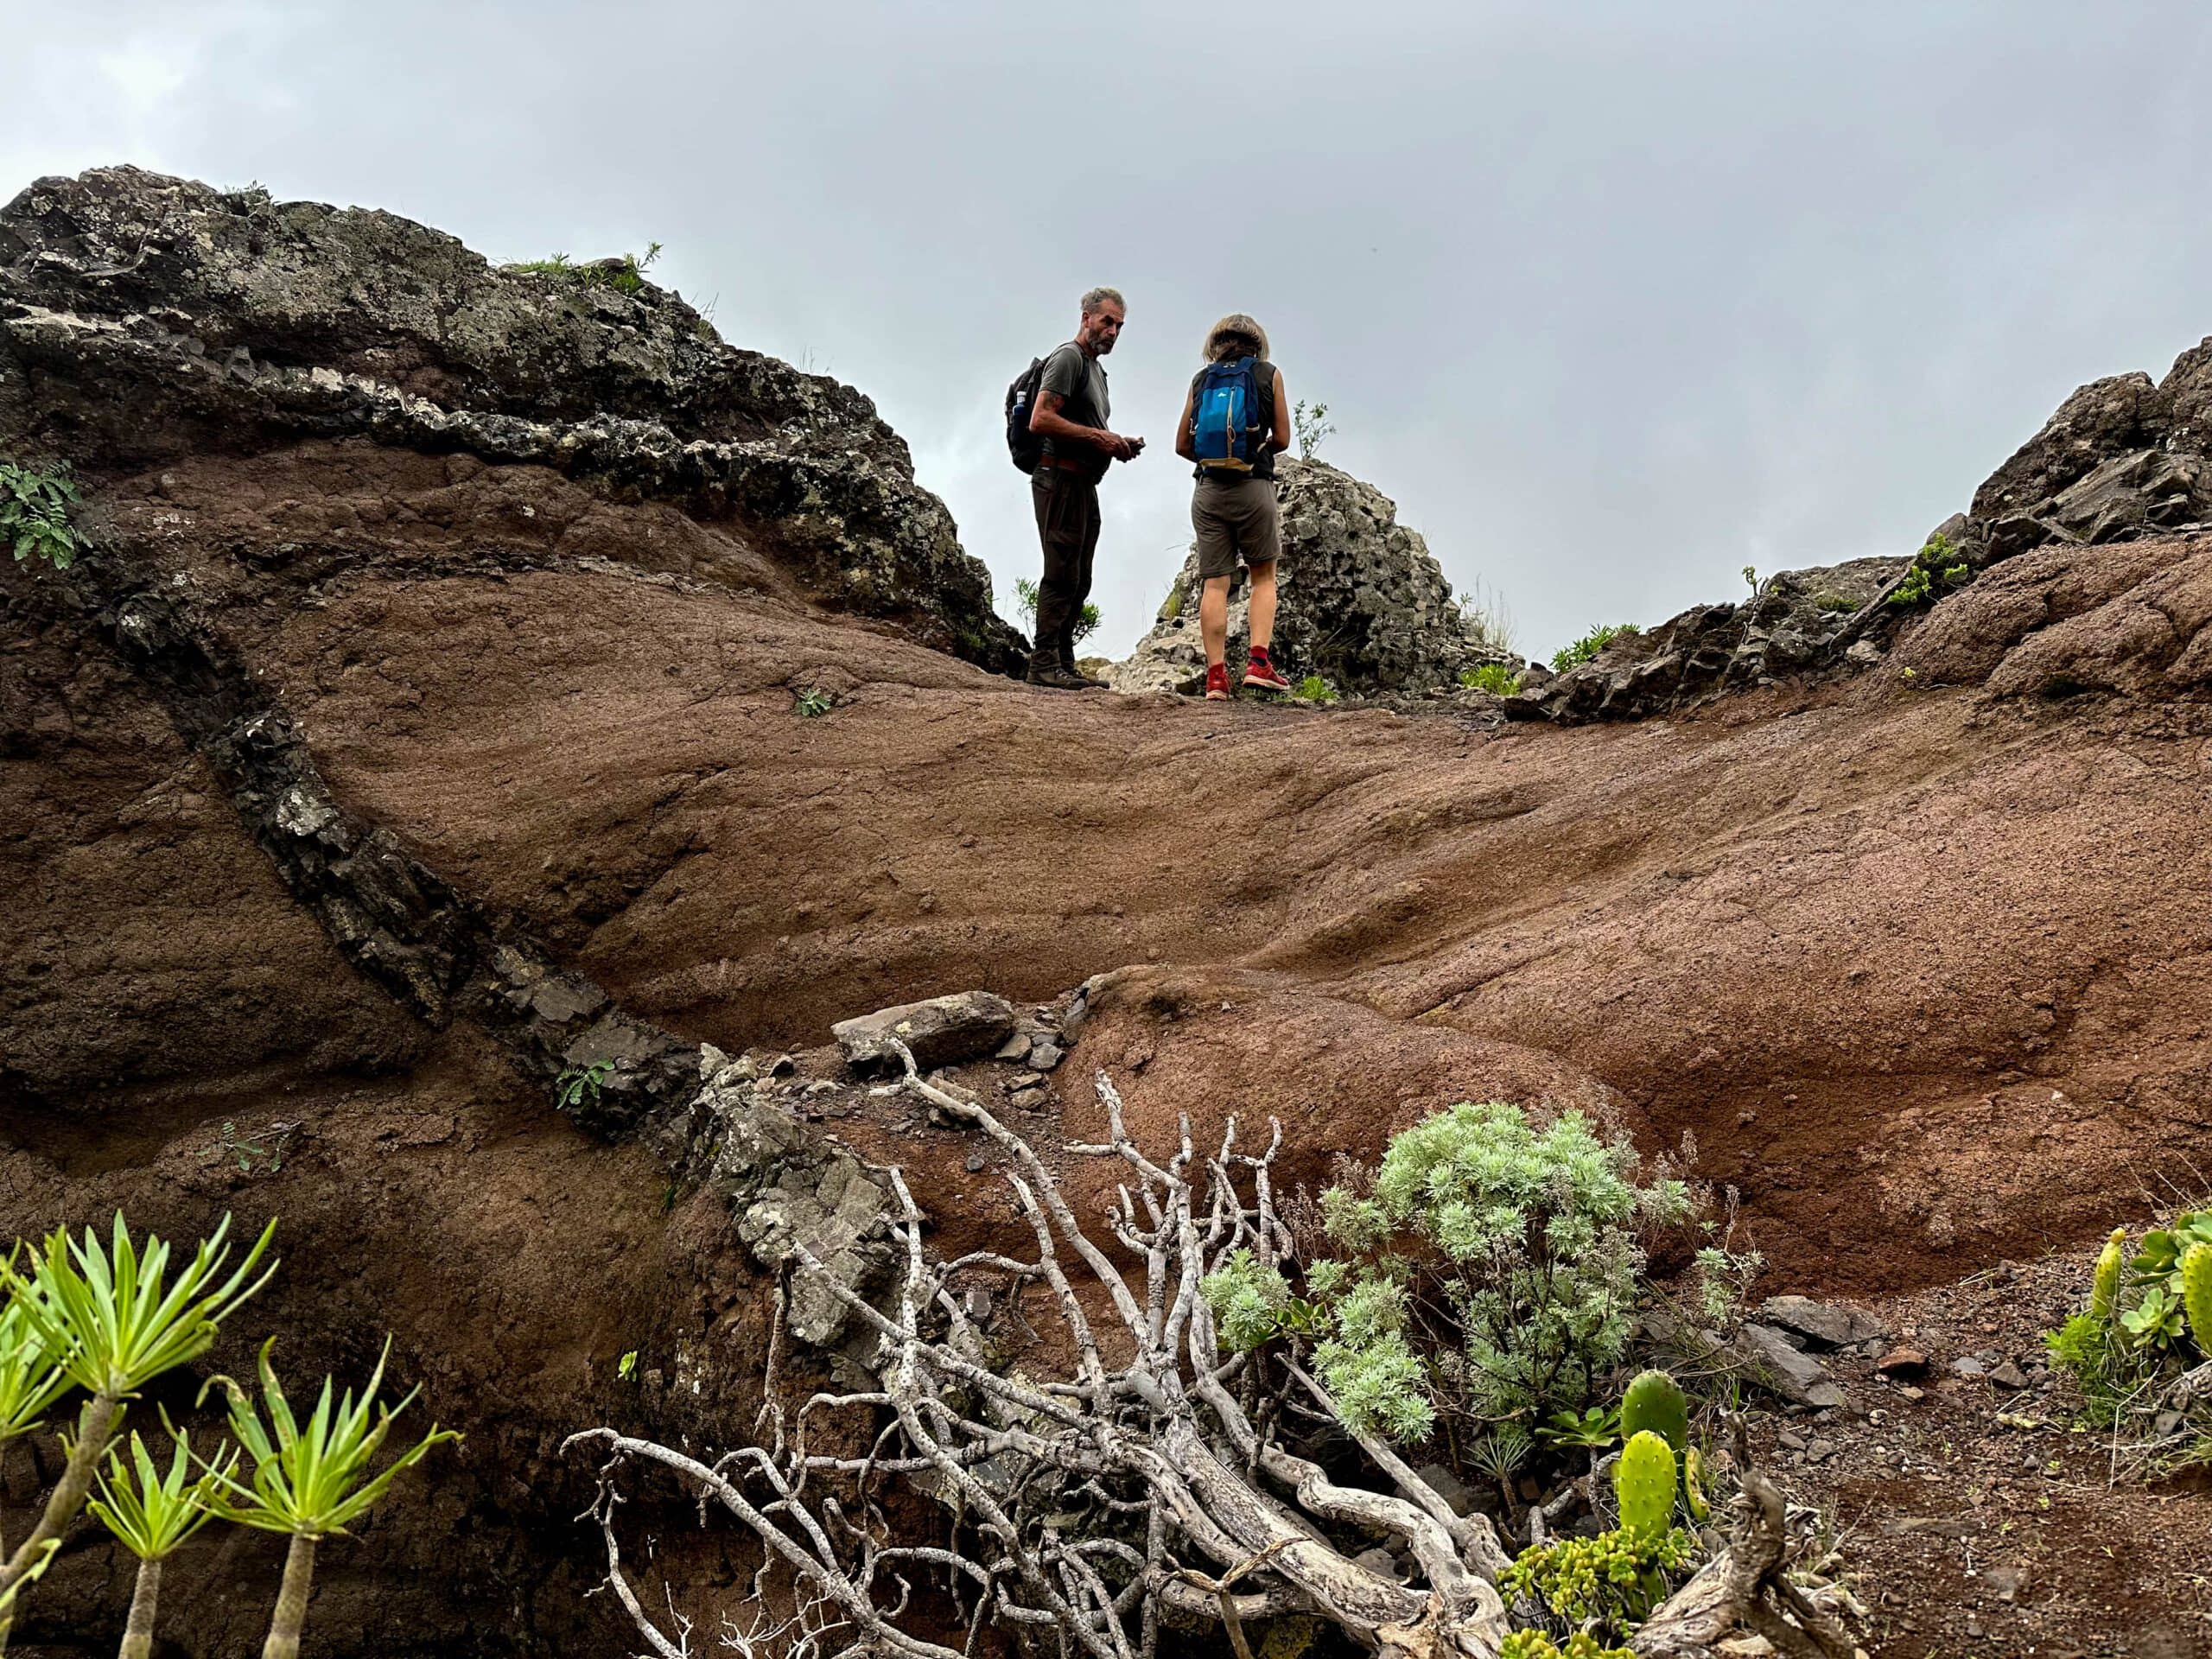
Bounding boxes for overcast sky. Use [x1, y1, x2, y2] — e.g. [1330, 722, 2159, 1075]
[11, 3, 2212, 660]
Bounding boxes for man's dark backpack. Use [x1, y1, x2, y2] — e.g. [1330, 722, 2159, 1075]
[1005, 357, 1047, 474]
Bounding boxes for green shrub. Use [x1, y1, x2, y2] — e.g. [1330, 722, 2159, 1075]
[1459, 663, 1521, 696]
[1, 460, 87, 571]
[506, 242, 664, 295]
[1012, 577, 1100, 645]
[1209, 1101, 1689, 1445]
[1888, 530, 1970, 607]
[1292, 674, 1338, 704]
[1551, 623, 1639, 673]
[2045, 1209, 2212, 1471]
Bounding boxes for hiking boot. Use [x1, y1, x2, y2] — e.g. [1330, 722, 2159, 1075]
[1205, 663, 1231, 702]
[1243, 653, 1294, 694]
[1028, 662, 1094, 691]
[1060, 657, 1109, 689]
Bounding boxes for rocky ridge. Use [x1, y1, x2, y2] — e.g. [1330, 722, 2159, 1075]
[1109, 456, 1512, 696]
[0, 165, 1024, 669]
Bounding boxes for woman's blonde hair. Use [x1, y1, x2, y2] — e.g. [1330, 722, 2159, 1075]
[1203, 313, 1270, 362]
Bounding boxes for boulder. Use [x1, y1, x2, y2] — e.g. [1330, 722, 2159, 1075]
[1108, 458, 1511, 696]
[1734, 1322, 1847, 1408]
[832, 990, 1017, 1074]
[1758, 1295, 1891, 1351]
[0, 166, 1025, 672]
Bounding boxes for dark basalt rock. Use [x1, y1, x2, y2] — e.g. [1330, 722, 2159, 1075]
[0, 164, 1025, 671]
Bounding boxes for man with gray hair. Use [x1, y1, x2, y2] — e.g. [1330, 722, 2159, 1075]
[1023, 287, 1144, 689]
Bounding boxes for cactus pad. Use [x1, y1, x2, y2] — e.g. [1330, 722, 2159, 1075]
[1614, 1429, 1676, 1538]
[1620, 1369, 1689, 1452]
[2183, 1241, 2212, 1358]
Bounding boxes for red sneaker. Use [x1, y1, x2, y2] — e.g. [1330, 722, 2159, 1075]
[1243, 654, 1294, 693]
[1205, 662, 1231, 701]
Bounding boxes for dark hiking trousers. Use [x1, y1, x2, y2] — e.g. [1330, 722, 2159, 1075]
[1030, 468, 1102, 671]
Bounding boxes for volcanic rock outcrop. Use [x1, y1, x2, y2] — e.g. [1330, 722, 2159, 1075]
[1108, 456, 1510, 695]
[0, 164, 1024, 670]
[1522, 334, 2212, 722]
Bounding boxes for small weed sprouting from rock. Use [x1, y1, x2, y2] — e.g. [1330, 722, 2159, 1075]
[615, 1351, 639, 1382]
[1459, 663, 1522, 696]
[1011, 577, 1100, 645]
[1888, 530, 1970, 607]
[1, 459, 87, 571]
[1457, 578, 1518, 655]
[556, 1059, 615, 1112]
[505, 241, 664, 296]
[195, 1120, 295, 1177]
[1293, 398, 1335, 460]
[1291, 673, 1338, 704]
[1551, 622, 1640, 673]
[791, 687, 836, 719]
[1813, 590, 1856, 613]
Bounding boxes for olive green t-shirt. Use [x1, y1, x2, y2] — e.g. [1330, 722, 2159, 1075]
[1039, 342, 1111, 481]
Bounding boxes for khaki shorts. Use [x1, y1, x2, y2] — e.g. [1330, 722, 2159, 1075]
[1192, 475, 1281, 580]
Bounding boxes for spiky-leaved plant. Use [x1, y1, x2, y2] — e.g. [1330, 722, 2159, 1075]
[86, 1433, 235, 1659]
[0, 1215, 276, 1632]
[197, 1338, 458, 1659]
[0, 1294, 73, 1632]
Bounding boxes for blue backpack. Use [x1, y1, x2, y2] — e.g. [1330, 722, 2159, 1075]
[1190, 356, 1265, 474]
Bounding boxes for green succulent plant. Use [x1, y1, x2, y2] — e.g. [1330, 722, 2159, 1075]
[2091, 1227, 2128, 1320]
[2183, 1243, 2212, 1358]
[87, 1432, 236, 1659]
[1619, 1370, 1688, 1453]
[197, 1337, 459, 1659]
[0, 1213, 276, 1617]
[1613, 1429, 1677, 1540]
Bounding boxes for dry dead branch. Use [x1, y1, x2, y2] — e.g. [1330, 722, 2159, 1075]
[569, 1051, 1861, 1658]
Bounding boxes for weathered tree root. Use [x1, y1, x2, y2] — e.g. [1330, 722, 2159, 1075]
[572, 1056, 1863, 1659]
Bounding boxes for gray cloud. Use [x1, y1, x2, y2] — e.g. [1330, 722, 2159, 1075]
[10, 1, 2212, 659]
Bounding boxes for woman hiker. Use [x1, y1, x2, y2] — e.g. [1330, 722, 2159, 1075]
[1174, 314, 1294, 701]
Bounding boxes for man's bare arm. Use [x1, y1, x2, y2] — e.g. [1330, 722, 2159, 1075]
[1030, 390, 1131, 460]
[1173, 385, 1198, 462]
[1268, 369, 1292, 454]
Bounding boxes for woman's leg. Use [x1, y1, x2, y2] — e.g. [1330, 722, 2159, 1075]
[1247, 559, 1278, 653]
[1200, 574, 1234, 666]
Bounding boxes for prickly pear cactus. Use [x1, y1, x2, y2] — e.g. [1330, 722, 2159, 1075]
[1614, 1429, 1676, 1538]
[2092, 1227, 2127, 1319]
[1620, 1369, 1689, 1451]
[2184, 1241, 2212, 1357]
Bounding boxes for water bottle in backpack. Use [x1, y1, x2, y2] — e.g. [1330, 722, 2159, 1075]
[1005, 357, 1046, 474]
[1190, 356, 1264, 474]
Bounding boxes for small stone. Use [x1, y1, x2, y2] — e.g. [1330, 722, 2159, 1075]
[1759, 1295, 1889, 1350]
[1875, 1348, 1928, 1376]
[1989, 1360, 2030, 1390]
[1027, 1042, 1065, 1071]
[769, 1053, 797, 1078]
[963, 1152, 987, 1174]
[962, 1288, 991, 1321]
[1777, 1428, 1808, 1451]
[995, 1033, 1033, 1062]
[1950, 1357, 1986, 1378]
[1899, 1385, 1926, 1402]
[1351, 1547, 1399, 1582]
[1736, 1323, 1847, 1408]
[1804, 1438, 1836, 1464]
[1414, 1462, 1476, 1517]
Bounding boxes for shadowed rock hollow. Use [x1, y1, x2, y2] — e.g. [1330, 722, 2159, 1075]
[6, 167, 2212, 1656]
